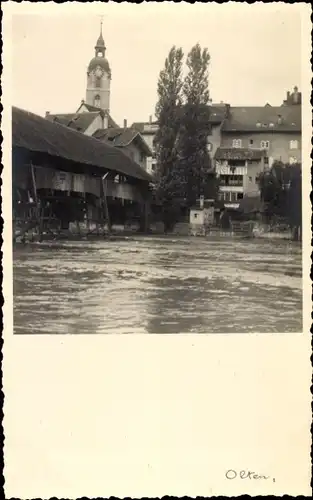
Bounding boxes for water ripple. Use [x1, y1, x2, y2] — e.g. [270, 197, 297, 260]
[13, 236, 302, 334]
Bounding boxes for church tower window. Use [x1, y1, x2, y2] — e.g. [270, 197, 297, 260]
[94, 95, 101, 108]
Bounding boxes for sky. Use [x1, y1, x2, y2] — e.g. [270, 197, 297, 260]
[9, 2, 304, 127]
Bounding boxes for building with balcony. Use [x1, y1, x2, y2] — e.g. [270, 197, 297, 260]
[132, 88, 301, 207]
[220, 88, 301, 167]
[214, 147, 267, 209]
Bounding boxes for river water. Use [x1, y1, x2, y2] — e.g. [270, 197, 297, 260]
[13, 236, 302, 334]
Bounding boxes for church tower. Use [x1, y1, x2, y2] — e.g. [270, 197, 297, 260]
[86, 22, 111, 111]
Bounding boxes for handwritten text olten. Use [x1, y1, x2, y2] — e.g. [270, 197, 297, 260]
[225, 469, 276, 482]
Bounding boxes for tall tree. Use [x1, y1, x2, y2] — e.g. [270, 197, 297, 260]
[153, 46, 184, 230]
[176, 44, 217, 207]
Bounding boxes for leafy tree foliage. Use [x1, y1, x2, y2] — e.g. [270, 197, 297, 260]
[154, 44, 219, 229]
[257, 161, 302, 238]
[176, 44, 216, 207]
[154, 48, 183, 197]
[153, 46, 184, 230]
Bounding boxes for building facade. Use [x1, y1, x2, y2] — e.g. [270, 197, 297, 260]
[132, 89, 301, 193]
[213, 87, 302, 207]
[93, 126, 152, 172]
[220, 90, 301, 166]
[131, 117, 158, 174]
[214, 148, 267, 208]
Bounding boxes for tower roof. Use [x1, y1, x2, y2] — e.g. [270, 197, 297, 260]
[95, 31, 105, 49]
[87, 56, 111, 76]
[88, 21, 110, 75]
[95, 20, 105, 49]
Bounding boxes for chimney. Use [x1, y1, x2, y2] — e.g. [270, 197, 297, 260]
[199, 196, 204, 209]
[225, 103, 230, 118]
[81, 99, 85, 104]
[123, 119, 127, 128]
[103, 114, 109, 129]
[45, 111, 50, 117]
[149, 115, 152, 124]
[293, 86, 299, 104]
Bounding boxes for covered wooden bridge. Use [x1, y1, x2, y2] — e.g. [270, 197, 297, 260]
[12, 107, 153, 241]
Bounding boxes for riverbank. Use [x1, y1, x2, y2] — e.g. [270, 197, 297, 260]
[13, 221, 300, 244]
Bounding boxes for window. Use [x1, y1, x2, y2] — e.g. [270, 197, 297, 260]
[232, 139, 242, 148]
[260, 140, 270, 149]
[249, 139, 254, 145]
[290, 140, 298, 150]
[219, 175, 243, 187]
[219, 192, 231, 202]
[219, 191, 243, 203]
[94, 95, 101, 108]
[248, 176, 253, 182]
[95, 77, 101, 88]
[151, 163, 156, 172]
[289, 156, 297, 165]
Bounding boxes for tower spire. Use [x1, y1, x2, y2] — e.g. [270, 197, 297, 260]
[95, 17, 105, 55]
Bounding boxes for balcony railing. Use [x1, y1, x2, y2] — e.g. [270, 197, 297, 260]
[219, 180, 243, 187]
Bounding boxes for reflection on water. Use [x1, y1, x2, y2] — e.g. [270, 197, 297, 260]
[13, 236, 302, 334]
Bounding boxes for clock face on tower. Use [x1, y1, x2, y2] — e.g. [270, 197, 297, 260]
[95, 66, 103, 78]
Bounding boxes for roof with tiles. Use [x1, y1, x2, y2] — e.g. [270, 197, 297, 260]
[131, 121, 158, 134]
[215, 147, 266, 161]
[46, 111, 118, 132]
[131, 105, 227, 133]
[93, 127, 152, 156]
[222, 105, 301, 133]
[46, 112, 99, 132]
[13, 107, 152, 182]
[80, 102, 103, 112]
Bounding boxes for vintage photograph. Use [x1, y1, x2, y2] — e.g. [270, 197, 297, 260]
[3, 3, 311, 499]
[11, 3, 303, 334]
